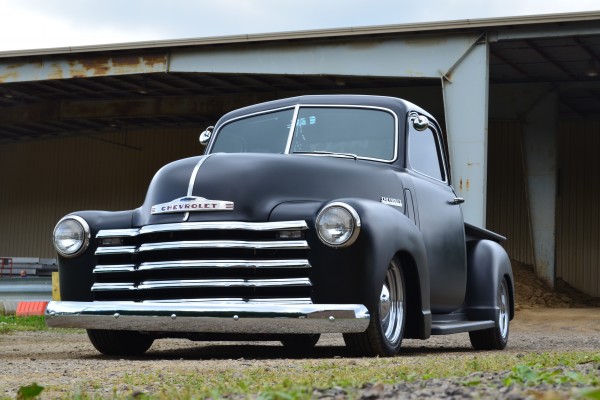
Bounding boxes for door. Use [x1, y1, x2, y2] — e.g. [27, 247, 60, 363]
[405, 114, 467, 313]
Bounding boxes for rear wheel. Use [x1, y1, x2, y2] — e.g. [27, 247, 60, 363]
[344, 258, 406, 356]
[87, 329, 154, 356]
[469, 277, 510, 350]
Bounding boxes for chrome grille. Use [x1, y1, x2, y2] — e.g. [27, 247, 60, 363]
[92, 221, 312, 303]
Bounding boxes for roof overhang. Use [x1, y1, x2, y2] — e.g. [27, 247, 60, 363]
[0, 11, 599, 143]
[1, 10, 600, 58]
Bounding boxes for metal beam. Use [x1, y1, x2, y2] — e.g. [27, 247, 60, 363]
[490, 21, 600, 42]
[169, 33, 483, 79]
[0, 52, 168, 83]
[0, 93, 278, 125]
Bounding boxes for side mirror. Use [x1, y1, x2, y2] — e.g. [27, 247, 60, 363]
[199, 126, 214, 146]
[410, 115, 429, 131]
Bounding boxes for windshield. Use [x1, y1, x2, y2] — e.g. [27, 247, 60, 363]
[290, 107, 395, 160]
[210, 106, 396, 161]
[211, 108, 294, 154]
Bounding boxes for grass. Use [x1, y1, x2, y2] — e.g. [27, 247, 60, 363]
[0, 315, 47, 333]
[25, 350, 597, 399]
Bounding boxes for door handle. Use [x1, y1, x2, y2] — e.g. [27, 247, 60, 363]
[448, 197, 464, 205]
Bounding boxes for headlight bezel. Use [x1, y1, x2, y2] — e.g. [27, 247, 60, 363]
[315, 202, 361, 248]
[52, 215, 91, 258]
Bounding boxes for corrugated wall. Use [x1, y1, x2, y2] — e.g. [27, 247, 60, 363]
[556, 120, 600, 297]
[0, 127, 201, 258]
[486, 121, 535, 266]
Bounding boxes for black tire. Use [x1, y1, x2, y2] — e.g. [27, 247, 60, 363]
[87, 329, 154, 356]
[280, 334, 321, 352]
[469, 277, 510, 350]
[343, 258, 406, 357]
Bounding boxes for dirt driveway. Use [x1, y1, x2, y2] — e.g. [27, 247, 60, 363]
[0, 308, 598, 398]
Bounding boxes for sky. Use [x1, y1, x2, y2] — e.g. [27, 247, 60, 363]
[0, 0, 599, 52]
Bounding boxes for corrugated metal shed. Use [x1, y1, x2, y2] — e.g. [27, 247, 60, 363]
[557, 120, 600, 297]
[0, 126, 200, 257]
[486, 121, 535, 266]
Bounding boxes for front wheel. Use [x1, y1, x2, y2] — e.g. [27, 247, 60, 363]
[87, 329, 154, 356]
[280, 334, 320, 352]
[469, 276, 510, 350]
[344, 258, 406, 356]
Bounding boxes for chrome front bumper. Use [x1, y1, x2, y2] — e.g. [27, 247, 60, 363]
[45, 301, 370, 334]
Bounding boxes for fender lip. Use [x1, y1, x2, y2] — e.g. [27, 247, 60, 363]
[45, 300, 370, 334]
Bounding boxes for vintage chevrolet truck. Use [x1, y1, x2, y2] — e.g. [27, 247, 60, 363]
[46, 95, 514, 357]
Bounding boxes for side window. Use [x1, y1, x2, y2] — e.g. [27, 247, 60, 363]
[408, 121, 446, 182]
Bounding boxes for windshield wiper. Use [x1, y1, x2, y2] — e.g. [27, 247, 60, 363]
[292, 150, 358, 160]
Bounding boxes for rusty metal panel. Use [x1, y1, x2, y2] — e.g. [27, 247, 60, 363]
[556, 120, 600, 297]
[0, 52, 168, 83]
[0, 126, 202, 258]
[486, 121, 535, 266]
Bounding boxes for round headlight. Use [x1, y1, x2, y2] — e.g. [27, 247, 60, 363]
[316, 202, 361, 248]
[53, 216, 90, 258]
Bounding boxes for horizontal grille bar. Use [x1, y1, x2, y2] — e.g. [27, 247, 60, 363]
[95, 246, 136, 255]
[96, 229, 139, 238]
[140, 220, 308, 234]
[139, 278, 311, 290]
[92, 283, 136, 291]
[143, 298, 313, 304]
[138, 240, 309, 252]
[138, 259, 311, 271]
[94, 264, 136, 274]
[92, 278, 312, 292]
[96, 220, 308, 239]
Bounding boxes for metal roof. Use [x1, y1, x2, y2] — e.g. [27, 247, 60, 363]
[0, 11, 599, 143]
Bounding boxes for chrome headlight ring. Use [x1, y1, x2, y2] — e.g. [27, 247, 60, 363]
[315, 202, 361, 248]
[52, 215, 91, 258]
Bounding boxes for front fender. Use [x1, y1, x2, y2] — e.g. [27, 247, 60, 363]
[56, 210, 134, 301]
[271, 198, 431, 338]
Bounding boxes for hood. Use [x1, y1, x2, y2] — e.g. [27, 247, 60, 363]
[133, 153, 404, 226]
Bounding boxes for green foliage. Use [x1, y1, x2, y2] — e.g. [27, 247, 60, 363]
[502, 362, 600, 400]
[503, 363, 598, 387]
[256, 387, 313, 400]
[0, 315, 47, 333]
[16, 384, 44, 400]
[579, 387, 600, 400]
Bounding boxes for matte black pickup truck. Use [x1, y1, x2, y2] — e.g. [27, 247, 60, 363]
[46, 95, 514, 357]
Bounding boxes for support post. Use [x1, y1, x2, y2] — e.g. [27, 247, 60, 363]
[442, 41, 489, 227]
[522, 92, 557, 287]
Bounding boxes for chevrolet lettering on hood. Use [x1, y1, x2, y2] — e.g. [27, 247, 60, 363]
[151, 196, 234, 214]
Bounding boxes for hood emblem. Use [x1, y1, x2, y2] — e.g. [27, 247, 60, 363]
[381, 197, 403, 208]
[151, 196, 234, 215]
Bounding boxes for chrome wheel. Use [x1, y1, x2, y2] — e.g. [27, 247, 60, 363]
[499, 278, 509, 339]
[343, 257, 406, 356]
[380, 259, 404, 346]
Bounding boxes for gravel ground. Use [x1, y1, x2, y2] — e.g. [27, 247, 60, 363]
[0, 309, 599, 399]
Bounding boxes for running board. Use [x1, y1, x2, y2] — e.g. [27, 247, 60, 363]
[431, 320, 495, 335]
